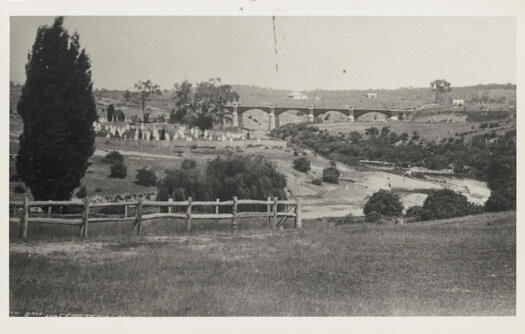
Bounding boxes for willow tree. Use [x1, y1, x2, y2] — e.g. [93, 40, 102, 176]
[16, 17, 97, 200]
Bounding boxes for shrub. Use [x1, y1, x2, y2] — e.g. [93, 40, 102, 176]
[405, 205, 423, 218]
[363, 190, 403, 220]
[322, 167, 340, 184]
[75, 185, 87, 199]
[14, 184, 26, 193]
[420, 189, 479, 221]
[293, 157, 311, 173]
[136, 167, 157, 186]
[365, 211, 381, 223]
[312, 178, 322, 186]
[94, 187, 102, 193]
[109, 160, 127, 178]
[485, 186, 515, 212]
[329, 160, 336, 167]
[181, 159, 197, 170]
[102, 151, 123, 164]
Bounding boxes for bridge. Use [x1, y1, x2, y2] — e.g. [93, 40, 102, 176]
[223, 105, 415, 130]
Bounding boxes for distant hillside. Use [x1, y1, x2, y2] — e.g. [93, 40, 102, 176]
[10, 82, 516, 121]
[232, 83, 516, 111]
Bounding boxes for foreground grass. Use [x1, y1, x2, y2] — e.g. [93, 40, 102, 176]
[9, 211, 515, 316]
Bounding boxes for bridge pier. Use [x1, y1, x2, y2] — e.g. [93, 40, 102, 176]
[232, 105, 239, 128]
[390, 111, 399, 121]
[308, 107, 314, 123]
[268, 106, 276, 131]
[347, 107, 355, 122]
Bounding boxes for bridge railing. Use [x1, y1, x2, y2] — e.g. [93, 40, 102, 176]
[9, 196, 302, 239]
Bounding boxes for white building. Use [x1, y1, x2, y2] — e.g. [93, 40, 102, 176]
[366, 93, 377, 99]
[287, 91, 308, 100]
[452, 99, 465, 106]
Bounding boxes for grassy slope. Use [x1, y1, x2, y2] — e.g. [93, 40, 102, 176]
[9, 211, 515, 316]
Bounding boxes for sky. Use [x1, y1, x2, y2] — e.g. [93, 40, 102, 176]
[10, 16, 517, 91]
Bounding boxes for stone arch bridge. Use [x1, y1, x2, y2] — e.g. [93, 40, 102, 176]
[223, 105, 414, 130]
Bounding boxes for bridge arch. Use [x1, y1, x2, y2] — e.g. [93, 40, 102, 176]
[239, 108, 269, 131]
[316, 110, 349, 123]
[353, 109, 392, 121]
[278, 109, 309, 126]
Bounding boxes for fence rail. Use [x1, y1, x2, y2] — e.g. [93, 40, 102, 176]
[9, 196, 302, 239]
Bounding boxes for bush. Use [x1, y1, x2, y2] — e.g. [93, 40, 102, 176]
[136, 167, 157, 186]
[75, 185, 87, 199]
[14, 184, 26, 193]
[293, 157, 311, 173]
[485, 186, 515, 212]
[420, 189, 480, 221]
[102, 151, 123, 164]
[365, 211, 381, 223]
[94, 187, 102, 193]
[109, 160, 127, 178]
[363, 190, 403, 220]
[181, 159, 197, 170]
[322, 167, 340, 184]
[405, 205, 423, 218]
[329, 160, 336, 167]
[312, 178, 322, 186]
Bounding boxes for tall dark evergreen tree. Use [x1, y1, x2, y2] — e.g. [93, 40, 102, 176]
[16, 17, 97, 200]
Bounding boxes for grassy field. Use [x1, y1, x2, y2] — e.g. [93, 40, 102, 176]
[315, 120, 480, 141]
[9, 211, 515, 316]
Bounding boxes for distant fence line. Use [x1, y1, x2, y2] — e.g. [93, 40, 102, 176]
[9, 196, 302, 239]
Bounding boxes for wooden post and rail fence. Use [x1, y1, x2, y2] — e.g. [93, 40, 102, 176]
[9, 196, 302, 239]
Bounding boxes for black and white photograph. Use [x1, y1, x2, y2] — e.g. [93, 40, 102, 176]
[2, 0, 523, 332]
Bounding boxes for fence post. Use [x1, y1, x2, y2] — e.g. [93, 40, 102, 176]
[232, 196, 238, 231]
[124, 205, 128, 218]
[135, 198, 143, 236]
[168, 198, 173, 214]
[20, 196, 29, 240]
[295, 199, 302, 229]
[47, 200, 52, 217]
[267, 196, 271, 226]
[215, 198, 220, 214]
[272, 197, 278, 228]
[81, 197, 89, 238]
[186, 197, 193, 233]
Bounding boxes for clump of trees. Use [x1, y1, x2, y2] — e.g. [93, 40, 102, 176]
[156, 155, 287, 206]
[363, 189, 403, 222]
[293, 157, 311, 173]
[15, 17, 97, 200]
[271, 123, 515, 182]
[168, 78, 239, 131]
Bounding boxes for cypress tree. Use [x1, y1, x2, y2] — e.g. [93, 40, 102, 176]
[16, 17, 97, 200]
